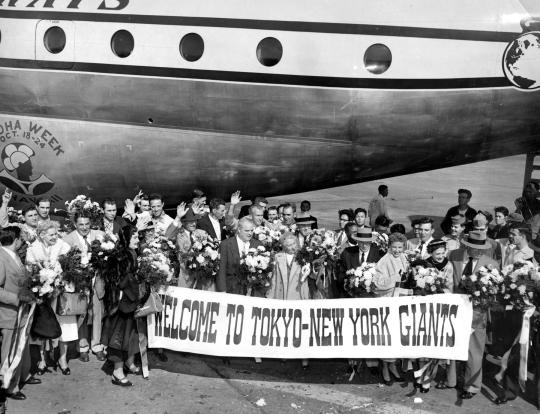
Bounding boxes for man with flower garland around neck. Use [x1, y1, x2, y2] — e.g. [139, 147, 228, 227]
[63, 212, 106, 363]
[447, 230, 499, 401]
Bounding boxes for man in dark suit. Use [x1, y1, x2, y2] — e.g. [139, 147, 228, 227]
[197, 198, 228, 241]
[447, 230, 499, 400]
[217, 217, 263, 295]
[339, 227, 383, 296]
[441, 188, 477, 234]
[99, 198, 132, 245]
[0, 226, 38, 403]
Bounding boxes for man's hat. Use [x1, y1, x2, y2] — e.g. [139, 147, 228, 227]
[473, 213, 488, 229]
[451, 214, 466, 225]
[352, 227, 374, 243]
[507, 212, 524, 223]
[461, 230, 491, 249]
[295, 216, 316, 226]
[181, 209, 199, 223]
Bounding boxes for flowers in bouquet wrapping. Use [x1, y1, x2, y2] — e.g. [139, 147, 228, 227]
[410, 265, 447, 295]
[460, 264, 503, 310]
[58, 248, 94, 297]
[192, 229, 209, 244]
[239, 246, 273, 293]
[499, 260, 538, 311]
[7, 207, 24, 224]
[344, 262, 377, 297]
[253, 227, 282, 252]
[183, 230, 220, 287]
[404, 249, 422, 263]
[372, 231, 389, 253]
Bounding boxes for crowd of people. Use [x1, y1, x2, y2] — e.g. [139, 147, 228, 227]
[0, 181, 539, 412]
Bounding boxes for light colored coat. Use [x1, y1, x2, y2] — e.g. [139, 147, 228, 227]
[268, 253, 309, 300]
[0, 248, 25, 329]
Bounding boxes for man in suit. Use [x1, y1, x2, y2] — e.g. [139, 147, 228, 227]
[99, 198, 131, 244]
[216, 217, 263, 295]
[63, 212, 106, 362]
[441, 188, 477, 234]
[0, 226, 38, 403]
[406, 217, 435, 259]
[448, 230, 499, 400]
[198, 198, 228, 241]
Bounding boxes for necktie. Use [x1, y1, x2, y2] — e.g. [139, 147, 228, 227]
[418, 242, 424, 254]
[360, 251, 365, 264]
[463, 257, 474, 276]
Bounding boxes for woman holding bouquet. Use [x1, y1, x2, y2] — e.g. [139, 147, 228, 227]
[26, 220, 74, 376]
[268, 232, 310, 368]
[373, 232, 411, 385]
[101, 226, 147, 387]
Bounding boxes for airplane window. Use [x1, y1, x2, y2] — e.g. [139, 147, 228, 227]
[111, 30, 134, 58]
[256, 37, 282, 67]
[44, 26, 66, 54]
[179, 33, 204, 62]
[364, 44, 392, 74]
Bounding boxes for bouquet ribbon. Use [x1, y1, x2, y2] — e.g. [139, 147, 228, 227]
[495, 306, 535, 391]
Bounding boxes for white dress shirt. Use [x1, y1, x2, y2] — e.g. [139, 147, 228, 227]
[236, 236, 249, 257]
[209, 215, 222, 240]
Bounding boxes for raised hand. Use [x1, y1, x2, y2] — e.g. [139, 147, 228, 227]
[191, 201, 205, 216]
[176, 202, 188, 219]
[230, 190, 242, 205]
[136, 213, 151, 231]
[2, 188, 12, 206]
[133, 190, 144, 206]
[124, 198, 135, 215]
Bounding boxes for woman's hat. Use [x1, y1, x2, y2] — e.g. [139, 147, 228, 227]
[461, 230, 491, 249]
[352, 227, 374, 243]
[427, 239, 447, 253]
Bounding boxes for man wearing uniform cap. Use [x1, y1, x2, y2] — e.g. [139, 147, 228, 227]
[441, 189, 477, 235]
[448, 230, 499, 400]
[442, 214, 466, 253]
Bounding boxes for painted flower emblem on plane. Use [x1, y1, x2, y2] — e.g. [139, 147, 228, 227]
[503, 31, 540, 90]
[0, 142, 54, 196]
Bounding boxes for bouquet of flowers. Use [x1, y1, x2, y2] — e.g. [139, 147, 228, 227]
[410, 264, 448, 295]
[253, 226, 282, 253]
[141, 228, 179, 282]
[344, 262, 376, 297]
[184, 230, 220, 288]
[58, 248, 94, 297]
[372, 231, 389, 253]
[460, 264, 504, 310]
[296, 229, 338, 268]
[26, 261, 63, 301]
[137, 244, 174, 290]
[240, 246, 273, 295]
[64, 194, 103, 230]
[404, 249, 422, 263]
[89, 233, 124, 286]
[500, 260, 538, 312]
[7, 207, 24, 224]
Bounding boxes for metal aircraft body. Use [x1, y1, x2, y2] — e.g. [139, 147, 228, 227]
[0, 0, 539, 206]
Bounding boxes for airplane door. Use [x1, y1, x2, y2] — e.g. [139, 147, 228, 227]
[35, 20, 74, 69]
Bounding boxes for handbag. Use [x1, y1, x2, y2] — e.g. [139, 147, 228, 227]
[31, 303, 62, 339]
[134, 290, 163, 318]
[56, 292, 88, 316]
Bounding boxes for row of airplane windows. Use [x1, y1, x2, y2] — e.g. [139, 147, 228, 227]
[9, 26, 393, 74]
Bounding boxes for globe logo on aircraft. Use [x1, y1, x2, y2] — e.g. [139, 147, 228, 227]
[503, 31, 540, 90]
[0, 142, 54, 196]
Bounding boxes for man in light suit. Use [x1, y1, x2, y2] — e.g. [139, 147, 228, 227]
[217, 217, 263, 295]
[63, 212, 106, 362]
[0, 226, 38, 404]
[448, 230, 499, 400]
[406, 216, 435, 259]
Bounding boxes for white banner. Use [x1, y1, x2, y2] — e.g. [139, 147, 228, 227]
[148, 287, 473, 360]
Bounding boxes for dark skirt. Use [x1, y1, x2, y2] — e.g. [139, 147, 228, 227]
[101, 310, 139, 362]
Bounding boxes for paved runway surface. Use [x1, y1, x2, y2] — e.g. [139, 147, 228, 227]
[10, 155, 539, 414]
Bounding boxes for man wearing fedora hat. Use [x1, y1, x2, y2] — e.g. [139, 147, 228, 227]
[339, 227, 383, 280]
[442, 214, 466, 253]
[472, 212, 502, 265]
[448, 230, 499, 400]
